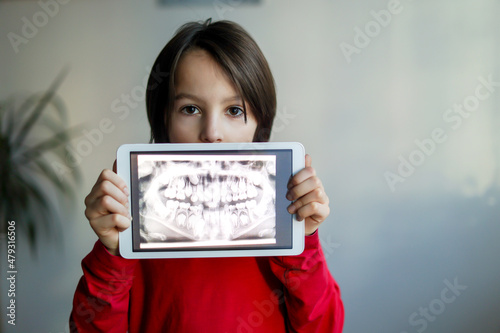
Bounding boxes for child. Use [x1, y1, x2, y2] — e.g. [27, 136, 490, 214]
[70, 19, 344, 332]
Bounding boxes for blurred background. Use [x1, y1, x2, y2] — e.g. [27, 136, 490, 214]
[1, 0, 499, 332]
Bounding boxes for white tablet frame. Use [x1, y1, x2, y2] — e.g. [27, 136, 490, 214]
[117, 142, 305, 259]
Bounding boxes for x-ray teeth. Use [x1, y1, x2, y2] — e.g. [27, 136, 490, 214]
[188, 173, 199, 185]
[138, 161, 154, 178]
[266, 160, 276, 176]
[250, 173, 262, 186]
[137, 156, 276, 247]
[177, 212, 187, 227]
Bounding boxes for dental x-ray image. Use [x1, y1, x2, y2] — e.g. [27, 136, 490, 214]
[136, 154, 276, 249]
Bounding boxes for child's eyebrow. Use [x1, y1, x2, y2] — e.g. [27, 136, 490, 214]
[175, 93, 242, 104]
[175, 93, 200, 101]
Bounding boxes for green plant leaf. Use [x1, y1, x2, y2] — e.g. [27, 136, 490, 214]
[32, 159, 75, 197]
[11, 66, 70, 149]
[2, 94, 38, 140]
[24, 94, 69, 139]
[9, 171, 57, 251]
[17, 124, 84, 162]
[1, 66, 79, 256]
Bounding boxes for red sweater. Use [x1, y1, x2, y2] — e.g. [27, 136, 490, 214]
[70, 232, 343, 332]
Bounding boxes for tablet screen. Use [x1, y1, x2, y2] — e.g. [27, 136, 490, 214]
[129, 149, 292, 252]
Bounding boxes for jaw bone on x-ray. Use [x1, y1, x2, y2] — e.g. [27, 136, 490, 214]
[137, 155, 276, 248]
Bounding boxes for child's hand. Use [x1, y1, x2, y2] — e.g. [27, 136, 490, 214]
[84, 161, 131, 256]
[286, 154, 330, 235]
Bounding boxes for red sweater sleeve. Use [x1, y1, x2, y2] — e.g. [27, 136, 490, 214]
[70, 241, 138, 333]
[269, 231, 344, 332]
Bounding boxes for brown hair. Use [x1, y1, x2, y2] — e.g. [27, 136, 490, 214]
[145, 19, 276, 143]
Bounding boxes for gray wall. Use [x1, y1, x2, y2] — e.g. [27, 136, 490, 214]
[1, 0, 499, 332]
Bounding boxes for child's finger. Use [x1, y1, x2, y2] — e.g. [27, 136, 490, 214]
[89, 214, 132, 253]
[87, 179, 129, 208]
[287, 166, 316, 190]
[90, 213, 131, 233]
[286, 176, 324, 202]
[85, 193, 130, 220]
[95, 169, 129, 197]
[287, 187, 327, 214]
[295, 202, 330, 223]
[305, 154, 312, 168]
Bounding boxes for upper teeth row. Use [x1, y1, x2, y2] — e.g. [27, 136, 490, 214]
[155, 171, 264, 187]
[161, 177, 260, 204]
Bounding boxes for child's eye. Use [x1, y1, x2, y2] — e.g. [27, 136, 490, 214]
[181, 105, 200, 115]
[226, 107, 244, 117]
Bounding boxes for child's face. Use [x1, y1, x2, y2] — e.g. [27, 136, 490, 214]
[168, 49, 258, 143]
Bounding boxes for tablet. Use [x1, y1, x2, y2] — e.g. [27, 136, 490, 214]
[117, 142, 305, 259]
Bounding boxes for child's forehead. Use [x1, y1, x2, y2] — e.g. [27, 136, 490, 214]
[174, 50, 240, 99]
[177, 49, 221, 76]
